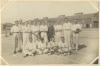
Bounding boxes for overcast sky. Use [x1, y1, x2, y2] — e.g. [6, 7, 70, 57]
[1, 1, 99, 24]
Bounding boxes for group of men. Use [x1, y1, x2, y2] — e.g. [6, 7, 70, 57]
[11, 18, 82, 57]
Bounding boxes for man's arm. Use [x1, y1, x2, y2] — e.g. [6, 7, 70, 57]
[10, 26, 14, 35]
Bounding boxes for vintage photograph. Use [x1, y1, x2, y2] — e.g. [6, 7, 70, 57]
[1, 0, 99, 64]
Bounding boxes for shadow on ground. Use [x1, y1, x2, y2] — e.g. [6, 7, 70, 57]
[78, 44, 87, 50]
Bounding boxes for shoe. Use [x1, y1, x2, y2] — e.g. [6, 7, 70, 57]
[63, 53, 67, 56]
[13, 53, 17, 56]
[13, 51, 17, 54]
[67, 52, 71, 55]
[23, 54, 28, 57]
[75, 49, 78, 52]
[30, 53, 35, 56]
[48, 53, 52, 55]
[18, 50, 22, 53]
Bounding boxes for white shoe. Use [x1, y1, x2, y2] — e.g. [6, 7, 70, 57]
[12, 54, 17, 56]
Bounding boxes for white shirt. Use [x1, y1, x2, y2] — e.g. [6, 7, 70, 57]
[63, 22, 72, 30]
[18, 25, 23, 32]
[22, 25, 31, 33]
[54, 25, 63, 31]
[40, 25, 48, 32]
[31, 25, 39, 33]
[11, 25, 19, 33]
[72, 24, 82, 31]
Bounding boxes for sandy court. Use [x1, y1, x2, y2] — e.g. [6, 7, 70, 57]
[1, 28, 99, 64]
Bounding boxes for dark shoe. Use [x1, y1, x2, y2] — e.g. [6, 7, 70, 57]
[63, 53, 67, 56]
[23, 54, 28, 58]
[67, 52, 71, 55]
[13, 51, 17, 54]
[48, 52, 52, 55]
[18, 50, 22, 53]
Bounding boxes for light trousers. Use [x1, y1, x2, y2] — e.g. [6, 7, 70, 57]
[64, 30, 71, 51]
[13, 33, 22, 52]
[73, 33, 79, 51]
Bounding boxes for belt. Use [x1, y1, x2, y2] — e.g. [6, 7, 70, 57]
[64, 29, 71, 30]
[12, 32, 21, 33]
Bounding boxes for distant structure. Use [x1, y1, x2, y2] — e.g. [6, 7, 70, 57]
[42, 12, 99, 28]
[67, 12, 99, 28]
[1, 23, 14, 36]
[2, 12, 99, 34]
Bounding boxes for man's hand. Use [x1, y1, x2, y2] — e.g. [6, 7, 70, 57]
[74, 28, 81, 33]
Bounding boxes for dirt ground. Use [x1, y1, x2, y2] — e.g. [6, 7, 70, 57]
[1, 28, 99, 64]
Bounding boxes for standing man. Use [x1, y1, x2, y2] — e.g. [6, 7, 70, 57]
[22, 21, 31, 57]
[11, 20, 20, 54]
[72, 22, 82, 51]
[18, 19, 23, 52]
[31, 21, 40, 55]
[47, 23, 55, 42]
[54, 23, 63, 53]
[40, 21, 48, 49]
[63, 19, 72, 55]
[47, 23, 55, 54]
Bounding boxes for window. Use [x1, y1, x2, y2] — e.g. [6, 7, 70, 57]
[86, 24, 90, 28]
[94, 21, 98, 28]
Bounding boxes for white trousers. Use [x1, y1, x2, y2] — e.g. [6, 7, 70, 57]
[55, 31, 63, 47]
[73, 33, 79, 51]
[41, 32, 48, 42]
[22, 33, 30, 54]
[13, 33, 22, 52]
[41, 32, 48, 48]
[64, 30, 71, 50]
[55, 32, 61, 42]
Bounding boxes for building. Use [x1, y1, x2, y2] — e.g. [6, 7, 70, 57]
[2, 12, 99, 34]
[67, 12, 99, 28]
[1, 23, 14, 36]
[40, 12, 99, 28]
[30, 12, 99, 28]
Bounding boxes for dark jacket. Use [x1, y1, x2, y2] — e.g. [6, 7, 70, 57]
[47, 25, 55, 42]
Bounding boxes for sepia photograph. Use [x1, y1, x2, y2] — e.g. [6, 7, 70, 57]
[1, 0, 99, 65]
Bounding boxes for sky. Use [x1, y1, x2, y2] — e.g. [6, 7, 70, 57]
[1, 1, 99, 24]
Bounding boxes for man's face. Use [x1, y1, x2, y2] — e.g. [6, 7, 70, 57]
[75, 22, 78, 24]
[23, 22, 25, 26]
[67, 21, 70, 23]
[65, 19, 68, 22]
[15, 21, 18, 26]
[42, 23, 45, 25]
[38, 22, 41, 25]
[48, 23, 50, 26]
[45, 21, 47, 25]
[19, 20, 22, 24]
[35, 22, 37, 25]
[20, 22, 23, 25]
[25, 22, 28, 26]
